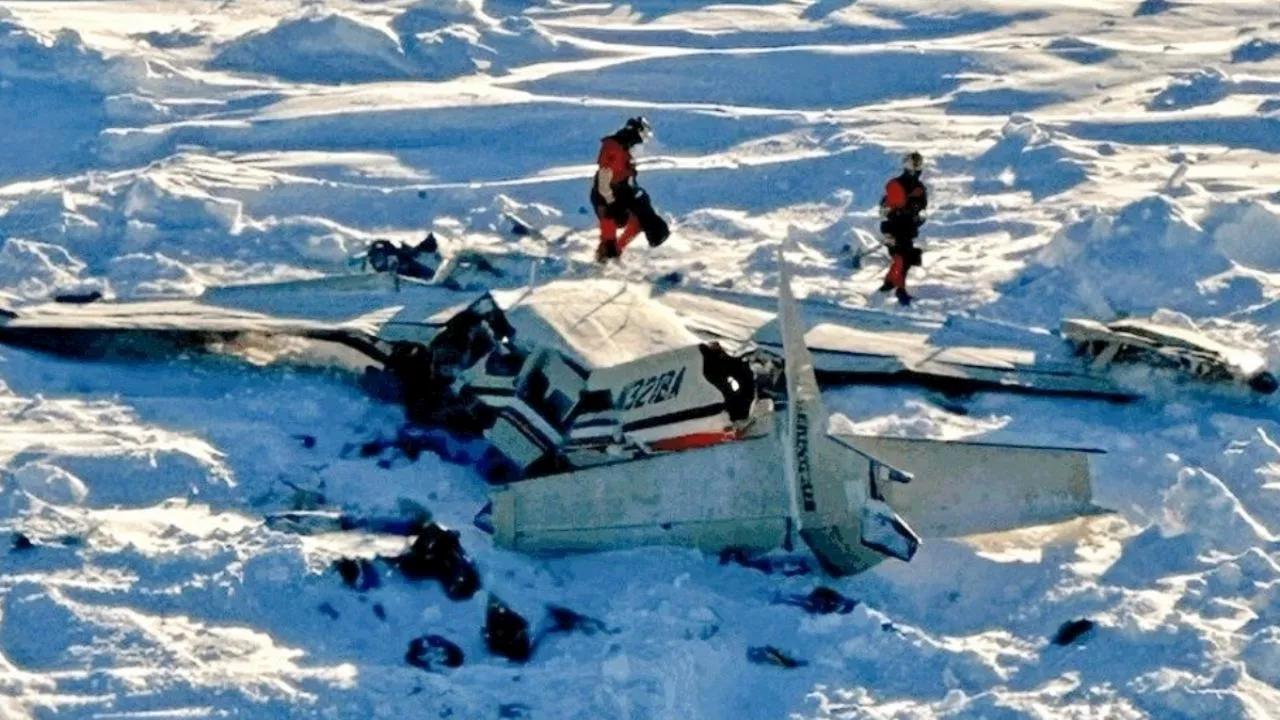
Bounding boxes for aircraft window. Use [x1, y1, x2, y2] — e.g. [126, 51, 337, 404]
[464, 324, 498, 364]
[485, 350, 525, 376]
[518, 369, 573, 428]
[576, 389, 612, 415]
[546, 390, 575, 425]
[521, 369, 549, 401]
[699, 343, 756, 421]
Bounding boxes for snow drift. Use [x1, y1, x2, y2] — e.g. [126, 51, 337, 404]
[210, 14, 418, 84]
[210, 8, 582, 84]
[0, 10, 141, 181]
[992, 194, 1280, 325]
[0, 154, 382, 299]
[972, 116, 1090, 199]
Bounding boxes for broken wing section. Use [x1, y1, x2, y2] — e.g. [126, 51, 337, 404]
[831, 435, 1109, 538]
[776, 242, 920, 576]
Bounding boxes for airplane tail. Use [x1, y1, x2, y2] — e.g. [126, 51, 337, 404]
[777, 240, 921, 575]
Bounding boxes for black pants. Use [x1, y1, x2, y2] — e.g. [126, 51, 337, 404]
[590, 183, 669, 248]
[591, 183, 636, 223]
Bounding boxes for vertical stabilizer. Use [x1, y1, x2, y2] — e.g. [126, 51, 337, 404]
[777, 238, 824, 520]
[777, 239, 920, 575]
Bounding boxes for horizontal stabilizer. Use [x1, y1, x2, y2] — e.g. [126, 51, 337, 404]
[833, 434, 1108, 538]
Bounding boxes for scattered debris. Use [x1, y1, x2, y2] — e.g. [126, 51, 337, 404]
[1052, 618, 1096, 646]
[775, 586, 858, 615]
[334, 557, 381, 592]
[508, 216, 532, 236]
[547, 605, 617, 636]
[373, 603, 387, 621]
[747, 645, 807, 668]
[654, 270, 683, 289]
[1061, 317, 1278, 395]
[344, 425, 476, 466]
[318, 602, 340, 620]
[406, 634, 464, 671]
[391, 523, 481, 601]
[484, 594, 533, 663]
[265, 510, 429, 537]
[841, 243, 864, 269]
[281, 479, 326, 510]
[53, 290, 103, 304]
[359, 236, 441, 281]
[498, 703, 532, 719]
[480, 595, 612, 664]
[294, 434, 317, 449]
[11, 532, 34, 552]
[720, 548, 813, 576]
[925, 390, 971, 416]
[335, 557, 363, 587]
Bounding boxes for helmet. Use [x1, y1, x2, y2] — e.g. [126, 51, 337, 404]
[366, 239, 397, 273]
[902, 151, 924, 174]
[611, 116, 653, 149]
[624, 116, 655, 140]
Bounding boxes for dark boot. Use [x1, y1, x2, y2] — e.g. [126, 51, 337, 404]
[595, 239, 619, 263]
[895, 289, 912, 306]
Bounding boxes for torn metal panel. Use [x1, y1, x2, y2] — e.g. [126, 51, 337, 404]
[1062, 317, 1277, 394]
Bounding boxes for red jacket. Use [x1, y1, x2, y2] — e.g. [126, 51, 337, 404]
[596, 137, 635, 187]
[880, 172, 928, 243]
[882, 173, 926, 214]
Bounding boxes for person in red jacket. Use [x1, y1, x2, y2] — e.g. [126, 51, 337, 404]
[591, 117, 652, 262]
[878, 151, 928, 306]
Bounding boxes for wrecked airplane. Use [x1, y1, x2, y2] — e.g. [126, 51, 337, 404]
[0, 248, 1117, 575]
[484, 250, 1107, 574]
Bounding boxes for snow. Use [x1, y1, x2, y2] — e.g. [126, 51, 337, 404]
[991, 195, 1280, 325]
[211, 14, 419, 84]
[1148, 68, 1234, 113]
[1, 0, 1279, 718]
